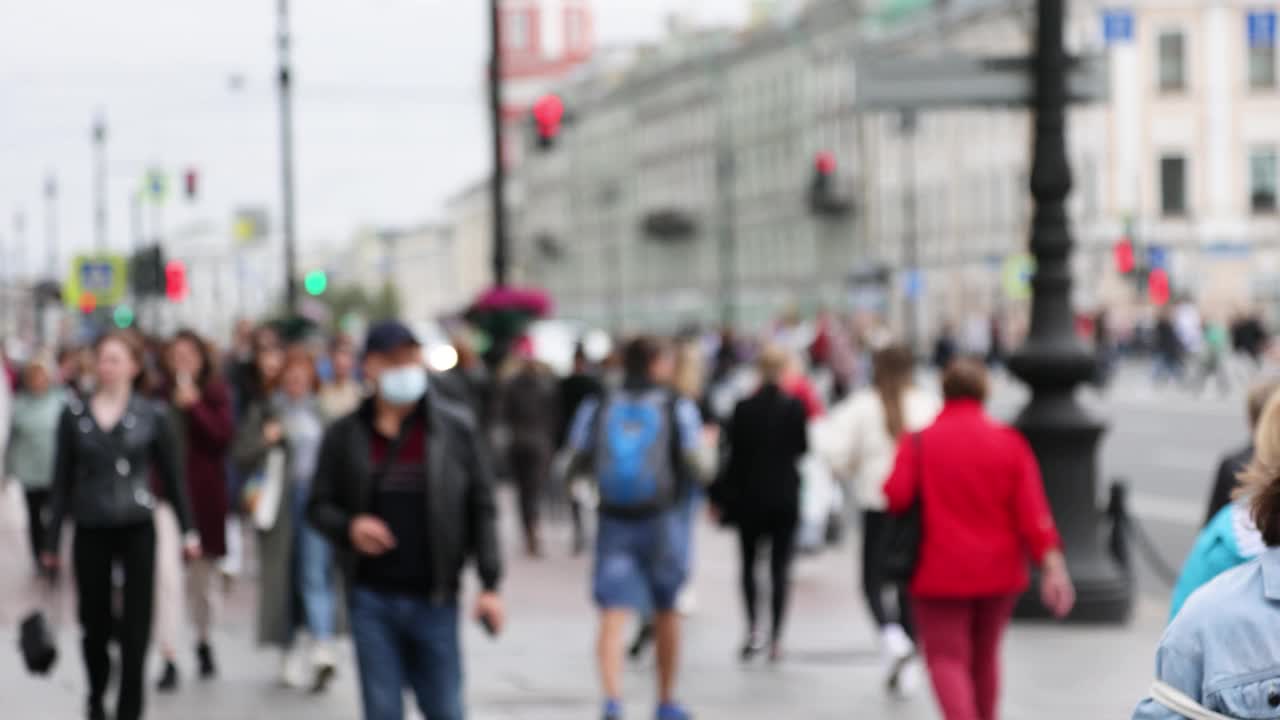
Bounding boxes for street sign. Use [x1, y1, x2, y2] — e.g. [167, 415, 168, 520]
[1248, 10, 1277, 48]
[1102, 9, 1134, 45]
[1146, 245, 1168, 270]
[1002, 253, 1035, 300]
[146, 168, 168, 204]
[903, 269, 924, 298]
[853, 54, 1109, 110]
[233, 207, 270, 245]
[65, 254, 128, 309]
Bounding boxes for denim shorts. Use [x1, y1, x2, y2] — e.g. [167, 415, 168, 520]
[592, 509, 688, 611]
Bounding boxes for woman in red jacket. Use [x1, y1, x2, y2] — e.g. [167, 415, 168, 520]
[883, 358, 1075, 720]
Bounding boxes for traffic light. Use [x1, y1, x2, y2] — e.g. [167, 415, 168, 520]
[129, 245, 165, 297]
[533, 94, 564, 150]
[165, 259, 187, 302]
[1148, 268, 1171, 306]
[1113, 237, 1135, 274]
[79, 291, 97, 315]
[113, 304, 135, 329]
[809, 151, 852, 217]
[304, 270, 328, 296]
[184, 169, 198, 201]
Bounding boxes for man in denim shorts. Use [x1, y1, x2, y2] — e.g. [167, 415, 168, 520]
[568, 336, 704, 720]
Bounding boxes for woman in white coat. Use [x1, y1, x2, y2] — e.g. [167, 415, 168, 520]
[818, 344, 939, 695]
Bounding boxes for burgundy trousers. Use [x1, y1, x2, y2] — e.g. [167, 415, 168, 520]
[912, 594, 1019, 720]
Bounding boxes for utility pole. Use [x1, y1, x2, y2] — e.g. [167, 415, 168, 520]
[130, 187, 143, 255]
[44, 175, 58, 279]
[92, 112, 108, 251]
[899, 110, 920, 352]
[712, 58, 737, 331]
[488, 0, 508, 287]
[277, 0, 300, 314]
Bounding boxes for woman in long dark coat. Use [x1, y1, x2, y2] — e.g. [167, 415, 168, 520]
[155, 329, 235, 689]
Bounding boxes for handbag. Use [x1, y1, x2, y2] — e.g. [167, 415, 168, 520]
[252, 448, 288, 532]
[1149, 681, 1236, 719]
[879, 433, 923, 584]
[18, 579, 59, 676]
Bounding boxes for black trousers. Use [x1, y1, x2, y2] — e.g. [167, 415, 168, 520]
[74, 521, 156, 720]
[509, 443, 550, 541]
[861, 510, 914, 638]
[738, 516, 798, 642]
[24, 488, 50, 566]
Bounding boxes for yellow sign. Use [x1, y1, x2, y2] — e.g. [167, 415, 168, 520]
[65, 254, 128, 309]
[1002, 253, 1035, 301]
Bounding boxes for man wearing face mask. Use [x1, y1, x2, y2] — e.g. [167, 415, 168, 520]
[307, 321, 504, 720]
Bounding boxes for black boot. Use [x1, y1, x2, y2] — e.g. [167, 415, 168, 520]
[155, 661, 179, 692]
[196, 642, 217, 679]
[87, 698, 108, 720]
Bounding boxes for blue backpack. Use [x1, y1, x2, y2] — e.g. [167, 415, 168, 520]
[592, 389, 684, 517]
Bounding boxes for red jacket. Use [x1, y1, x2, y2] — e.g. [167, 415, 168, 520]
[782, 373, 825, 419]
[883, 399, 1061, 598]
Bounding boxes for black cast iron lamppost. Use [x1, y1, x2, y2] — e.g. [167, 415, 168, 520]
[1007, 0, 1133, 622]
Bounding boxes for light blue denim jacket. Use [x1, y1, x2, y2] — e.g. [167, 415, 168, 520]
[1133, 546, 1280, 718]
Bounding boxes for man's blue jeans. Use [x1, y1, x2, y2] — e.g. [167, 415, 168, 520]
[349, 587, 464, 720]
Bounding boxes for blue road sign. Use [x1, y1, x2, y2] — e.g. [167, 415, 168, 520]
[1147, 245, 1169, 270]
[1249, 10, 1277, 48]
[1102, 9, 1135, 45]
[80, 262, 114, 291]
[904, 269, 924, 299]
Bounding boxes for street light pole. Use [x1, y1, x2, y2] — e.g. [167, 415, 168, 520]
[899, 110, 919, 353]
[92, 113, 108, 251]
[277, 0, 300, 315]
[1008, 0, 1132, 621]
[488, 0, 509, 287]
[44, 175, 58, 280]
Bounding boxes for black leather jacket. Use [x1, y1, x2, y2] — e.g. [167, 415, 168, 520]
[45, 393, 193, 551]
[307, 390, 502, 601]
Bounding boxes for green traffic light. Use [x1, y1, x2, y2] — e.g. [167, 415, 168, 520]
[304, 270, 328, 296]
[113, 305, 135, 328]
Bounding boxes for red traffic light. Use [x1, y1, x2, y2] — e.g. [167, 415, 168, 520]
[1113, 237, 1135, 274]
[1148, 268, 1170, 306]
[814, 151, 836, 175]
[165, 259, 188, 301]
[533, 94, 565, 141]
[79, 291, 97, 314]
[184, 169, 198, 200]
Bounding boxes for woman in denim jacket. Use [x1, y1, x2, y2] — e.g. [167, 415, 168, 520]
[1133, 391, 1280, 718]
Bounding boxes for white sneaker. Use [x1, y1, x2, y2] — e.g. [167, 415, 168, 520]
[279, 649, 307, 689]
[894, 656, 925, 698]
[880, 624, 915, 693]
[310, 641, 337, 694]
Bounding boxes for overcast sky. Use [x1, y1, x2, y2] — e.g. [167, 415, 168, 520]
[0, 0, 746, 275]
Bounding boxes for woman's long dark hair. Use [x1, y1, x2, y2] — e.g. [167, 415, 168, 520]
[872, 345, 915, 439]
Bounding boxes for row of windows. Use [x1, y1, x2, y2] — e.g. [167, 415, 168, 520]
[1158, 147, 1279, 215]
[1158, 28, 1279, 92]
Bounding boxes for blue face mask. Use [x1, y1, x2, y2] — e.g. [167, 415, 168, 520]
[378, 365, 428, 406]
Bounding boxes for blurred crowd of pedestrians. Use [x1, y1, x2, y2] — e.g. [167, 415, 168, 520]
[3, 301, 1279, 720]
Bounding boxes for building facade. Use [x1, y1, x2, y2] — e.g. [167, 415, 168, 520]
[512, 0, 1280, 340]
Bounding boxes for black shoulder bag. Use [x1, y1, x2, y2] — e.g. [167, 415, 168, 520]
[880, 432, 923, 584]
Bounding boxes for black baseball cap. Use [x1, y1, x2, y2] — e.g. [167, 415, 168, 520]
[362, 321, 420, 356]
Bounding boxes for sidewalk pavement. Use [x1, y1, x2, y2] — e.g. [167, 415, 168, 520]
[1, 489, 1168, 719]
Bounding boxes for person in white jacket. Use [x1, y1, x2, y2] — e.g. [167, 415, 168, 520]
[817, 344, 940, 696]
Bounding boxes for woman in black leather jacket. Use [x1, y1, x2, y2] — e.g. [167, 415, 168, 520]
[43, 332, 200, 720]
